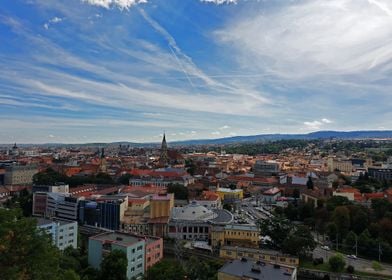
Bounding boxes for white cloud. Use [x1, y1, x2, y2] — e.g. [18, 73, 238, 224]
[304, 121, 323, 130]
[211, 131, 221, 135]
[219, 125, 230, 130]
[49, 134, 55, 138]
[228, 132, 237, 136]
[217, 0, 392, 80]
[44, 16, 64, 29]
[321, 118, 332, 124]
[82, 0, 147, 10]
[201, 0, 238, 4]
[304, 118, 333, 130]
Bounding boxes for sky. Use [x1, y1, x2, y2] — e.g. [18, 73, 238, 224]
[1, 0, 392, 144]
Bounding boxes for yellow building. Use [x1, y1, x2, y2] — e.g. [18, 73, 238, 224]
[216, 188, 243, 202]
[219, 246, 299, 267]
[126, 198, 150, 216]
[211, 224, 259, 248]
[150, 193, 174, 219]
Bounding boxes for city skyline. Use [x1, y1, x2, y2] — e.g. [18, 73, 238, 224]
[1, 0, 392, 143]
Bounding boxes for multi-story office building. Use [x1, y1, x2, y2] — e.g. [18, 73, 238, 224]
[327, 157, 353, 173]
[79, 197, 128, 230]
[253, 160, 280, 176]
[368, 167, 392, 182]
[88, 232, 146, 279]
[33, 183, 69, 194]
[4, 164, 38, 185]
[37, 218, 78, 250]
[33, 191, 80, 220]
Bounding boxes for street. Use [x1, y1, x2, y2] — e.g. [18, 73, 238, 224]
[313, 246, 392, 276]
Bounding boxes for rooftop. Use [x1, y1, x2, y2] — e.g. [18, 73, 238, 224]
[90, 232, 144, 247]
[224, 224, 259, 232]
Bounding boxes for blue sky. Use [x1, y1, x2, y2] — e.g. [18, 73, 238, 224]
[1, 0, 392, 143]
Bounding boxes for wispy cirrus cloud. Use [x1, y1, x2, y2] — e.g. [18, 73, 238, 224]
[82, 0, 148, 10]
[216, 0, 392, 80]
[44, 16, 64, 30]
[200, 0, 238, 4]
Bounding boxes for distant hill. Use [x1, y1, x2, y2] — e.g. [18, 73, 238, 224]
[2, 130, 392, 147]
[170, 130, 392, 146]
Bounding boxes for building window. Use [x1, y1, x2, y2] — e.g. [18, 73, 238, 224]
[137, 263, 142, 268]
[137, 255, 142, 260]
[137, 245, 143, 251]
[227, 251, 232, 255]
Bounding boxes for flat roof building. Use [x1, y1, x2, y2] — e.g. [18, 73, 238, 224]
[218, 258, 297, 280]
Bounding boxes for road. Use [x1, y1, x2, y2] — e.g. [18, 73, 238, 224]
[313, 246, 392, 276]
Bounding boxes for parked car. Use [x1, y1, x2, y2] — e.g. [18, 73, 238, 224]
[321, 245, 330, 250]
[347, 254, 357, 259]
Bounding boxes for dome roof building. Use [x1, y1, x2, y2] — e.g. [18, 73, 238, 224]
[168, 201, 233, 241]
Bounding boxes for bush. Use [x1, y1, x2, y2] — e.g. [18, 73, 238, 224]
[328, 254, 346, 272]
[313, 257, 324, 265]
[372, 261, 384, 271]
[346, 265, 354, 274]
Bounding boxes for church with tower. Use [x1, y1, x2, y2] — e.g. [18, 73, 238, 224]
[158, 133, 184, 167]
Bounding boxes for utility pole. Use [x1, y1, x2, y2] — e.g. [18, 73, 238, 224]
[379, 242, 382, 262]
[355, 235, 358, 257]
[336, 233, 339, 251]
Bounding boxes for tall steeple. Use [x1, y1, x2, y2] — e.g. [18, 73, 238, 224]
[160, 132, 168, 167]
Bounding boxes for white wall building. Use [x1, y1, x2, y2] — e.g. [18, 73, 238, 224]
[37, 218, 78, 250]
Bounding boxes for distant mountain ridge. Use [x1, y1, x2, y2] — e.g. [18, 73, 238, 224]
[170, 130, 392, 145]
[2, 130, 392, 147]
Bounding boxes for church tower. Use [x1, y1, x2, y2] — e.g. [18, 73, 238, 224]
[99, 148, 107, 173]
[159, 133, 169, 167]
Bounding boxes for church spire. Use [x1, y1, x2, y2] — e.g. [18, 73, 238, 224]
[160, 132, 168, 167]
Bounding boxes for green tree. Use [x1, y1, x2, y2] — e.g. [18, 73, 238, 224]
[326, 196, 351, 212]
[117, 173, 131, 185]
[144, 259, 186, 280]
[33, 167, 66, 185]
[0, 208, 61, 280]
[332, 206, 350, 238]
[351, 209, 369, 235]
[344, 231, 357, 253]
[186, 257, 221, 280]
[306, 176, 314, 190]
[167, 183, 189, 200]
[371, 199, 391, 219]
[100, 250, 127, 280]
[328, 254, 346, 272]
[281, 225, 316, 257]
[358, 229, 372, 255]
[61, 269, 80, 280]
[259, 217, 292, 249]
